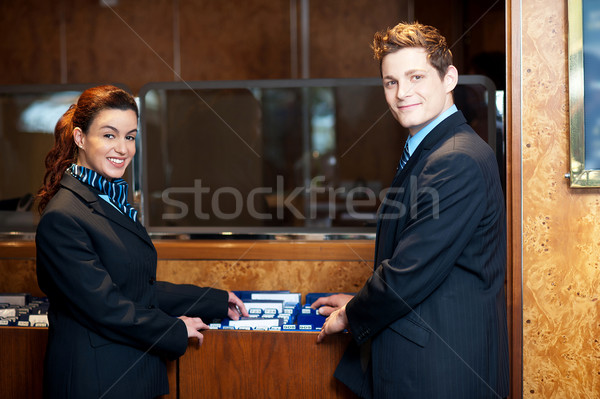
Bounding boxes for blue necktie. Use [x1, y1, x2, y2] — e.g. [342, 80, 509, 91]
[398, 138, 410, 171]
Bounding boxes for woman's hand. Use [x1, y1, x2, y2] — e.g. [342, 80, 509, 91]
[226, 291, 249, 320]
[178, 316, 209, 346]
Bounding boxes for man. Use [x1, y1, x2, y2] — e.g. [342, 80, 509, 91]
[313, 22, 509, 398]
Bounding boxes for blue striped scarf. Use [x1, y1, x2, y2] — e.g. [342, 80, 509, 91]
[68, 164, 138, 222]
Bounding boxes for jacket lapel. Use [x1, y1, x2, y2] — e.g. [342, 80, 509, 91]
[392, 111, 467, 187]
[60, 174, 153, 248]
[374, 111, 468, 265]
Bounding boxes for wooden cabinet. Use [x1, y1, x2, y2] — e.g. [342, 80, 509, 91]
[179, 330, 356, 399]
[0, 327, 356, 399]
[0, 327, 47, 399]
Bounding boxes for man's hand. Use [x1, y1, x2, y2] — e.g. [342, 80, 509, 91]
[310, 293, 353, 317]
[317, 304, 349, 343]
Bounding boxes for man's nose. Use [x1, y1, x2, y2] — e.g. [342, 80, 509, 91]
[396, 80, 412, 100]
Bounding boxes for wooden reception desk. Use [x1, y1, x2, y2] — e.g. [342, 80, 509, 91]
[179, 330, 357, 398]
[0, 327, 357, 399]
[0, 239, 371, 399]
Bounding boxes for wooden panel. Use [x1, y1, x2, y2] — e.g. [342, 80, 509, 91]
[0, 1, 507, 91]
[0, 327, 177, 399]
[154, 240, 374, 261]
[157, 259, 372, 298]
[309, 0, 409, 78]
[0, 240, 375, 261]
[0, 327, 47, 399]
[0, 240, 375, 301]
[0, 1, 61, 84]
[520, 0, 600, 397]
[179, 330, 357, 399]
[0, 259, 43, 297]
[65, 0, 175, 94]
[179, 0, 290, 80]
[506, 0, 523, 398]
[0, 241, 36, 260]
[0, 327, 355, 399]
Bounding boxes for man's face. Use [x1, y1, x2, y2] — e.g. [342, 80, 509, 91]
[381, 47, 457, 136]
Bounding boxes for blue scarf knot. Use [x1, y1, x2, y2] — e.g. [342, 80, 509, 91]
[68, 164, 138, 222]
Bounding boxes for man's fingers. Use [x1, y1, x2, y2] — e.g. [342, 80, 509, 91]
[316, 318, 330, 343]
[316, 306, 334, 317]
[311, 296, 331, 309]
[317, 330, 325, 343]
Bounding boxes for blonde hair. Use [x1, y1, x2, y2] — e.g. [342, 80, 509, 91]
[372, 22, 453, 79]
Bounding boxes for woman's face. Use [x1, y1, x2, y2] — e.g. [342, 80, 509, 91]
[73, 109, 137, 180]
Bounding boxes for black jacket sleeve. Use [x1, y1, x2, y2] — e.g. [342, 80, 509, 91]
[36, 208, 189, 359]
[346, 150, 488, 345]
[156, 281, 228, 321]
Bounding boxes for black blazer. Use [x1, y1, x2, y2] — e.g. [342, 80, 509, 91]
[36, 174, 228, 399]
[336, 111, 509, 399]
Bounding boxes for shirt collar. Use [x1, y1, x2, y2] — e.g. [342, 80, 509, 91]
[406, 104, 458, 155]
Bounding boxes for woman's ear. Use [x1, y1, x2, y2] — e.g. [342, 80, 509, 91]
[73, 127, 84, 149]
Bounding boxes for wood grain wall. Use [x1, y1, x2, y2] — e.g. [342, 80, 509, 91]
[0, 0, 504, 92]
[0, 240, 375, 299]
[0, 0, 411, 94]
[519, 0, 600, 397]
[0, 0, 520, 397]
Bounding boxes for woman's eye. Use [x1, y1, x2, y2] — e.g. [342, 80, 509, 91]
[126, 135, 136, 141]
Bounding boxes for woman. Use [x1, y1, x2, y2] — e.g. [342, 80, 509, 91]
[35, 85, 247, 398]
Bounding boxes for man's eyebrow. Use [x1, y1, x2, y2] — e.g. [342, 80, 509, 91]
[382, 68, 428, 80]
[403, 68, 427, 76]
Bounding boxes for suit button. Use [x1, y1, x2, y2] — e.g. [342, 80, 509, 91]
[149, 277, 155, 285]
[148, 305, 155, 309]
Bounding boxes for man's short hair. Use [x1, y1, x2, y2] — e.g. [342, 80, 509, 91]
[373, 22, 453, 79]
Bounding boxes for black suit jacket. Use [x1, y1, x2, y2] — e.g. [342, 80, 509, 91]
[336, 111, 509, 399]
[36, 174, 228, 399]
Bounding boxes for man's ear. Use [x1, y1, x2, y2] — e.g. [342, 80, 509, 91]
[444, 65, 459, 93]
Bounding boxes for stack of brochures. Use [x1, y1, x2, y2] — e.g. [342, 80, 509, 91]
[209, 290, 332, 331]
[0, 291, 351, 331]
[0, 293, 48, 327]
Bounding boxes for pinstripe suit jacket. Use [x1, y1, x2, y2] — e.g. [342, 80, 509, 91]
[335, 111, 509, 399]
[36, 174, 228, 399]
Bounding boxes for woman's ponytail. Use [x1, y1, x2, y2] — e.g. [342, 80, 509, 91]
[36, 104, 77, 214]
